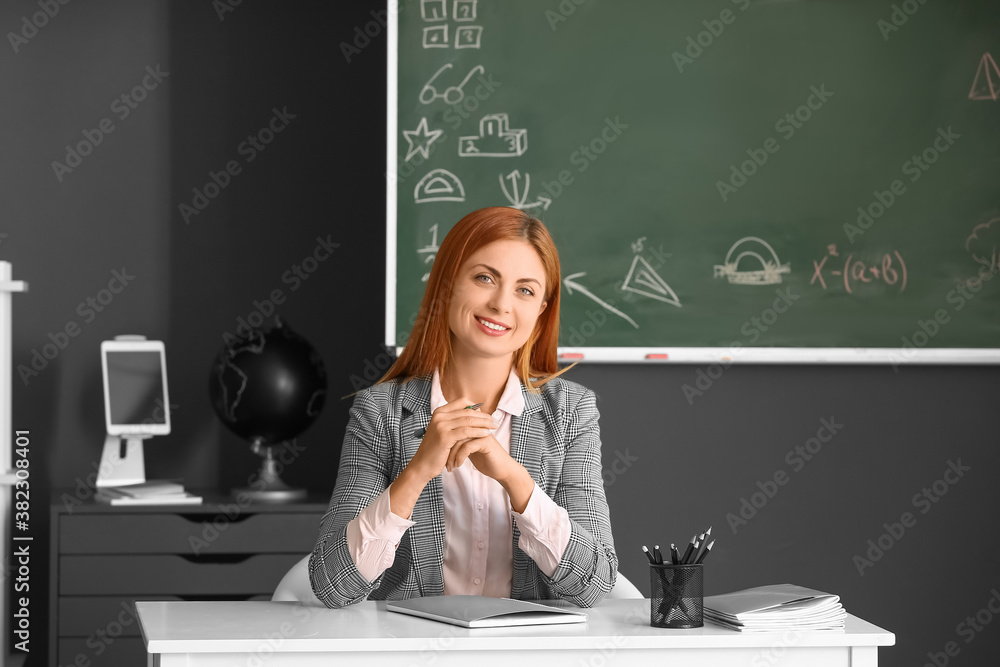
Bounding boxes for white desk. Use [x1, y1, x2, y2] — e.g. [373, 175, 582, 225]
[136, 599, 894, 667]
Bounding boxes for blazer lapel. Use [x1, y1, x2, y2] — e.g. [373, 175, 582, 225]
[509, 385, 548, 599]
[399, 375, 445, 596]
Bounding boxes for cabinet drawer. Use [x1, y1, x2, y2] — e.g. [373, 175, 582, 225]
[60, 553, 302, 596]
[59, 512, 321, 554]
[59, 636, 146, 667]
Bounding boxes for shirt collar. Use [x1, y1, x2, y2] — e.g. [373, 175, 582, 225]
[430, 367, 525, 417]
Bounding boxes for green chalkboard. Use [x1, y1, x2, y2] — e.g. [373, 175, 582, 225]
[389, 0, 1000, 361]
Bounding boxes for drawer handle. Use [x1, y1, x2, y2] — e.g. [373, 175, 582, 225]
[176, 512, 257, 525]
[176, 553, 256, 564]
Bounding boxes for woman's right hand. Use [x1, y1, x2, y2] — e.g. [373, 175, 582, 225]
[408, 398, 498, 483]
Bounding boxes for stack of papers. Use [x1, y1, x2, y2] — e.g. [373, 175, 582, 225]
[95, 480, 202, 505]
[704, 584, 846, 632]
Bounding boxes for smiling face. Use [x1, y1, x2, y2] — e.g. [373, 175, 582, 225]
[447, 239, 549, 363]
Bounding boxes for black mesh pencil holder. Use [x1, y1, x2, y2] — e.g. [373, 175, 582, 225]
[649, 563, 704, 628]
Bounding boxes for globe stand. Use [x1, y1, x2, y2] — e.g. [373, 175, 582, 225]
[232, 440, 306, 503]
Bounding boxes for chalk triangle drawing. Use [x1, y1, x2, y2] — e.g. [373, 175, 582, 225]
[621, 255, 681, 307]
[969, 53, 1000, 101]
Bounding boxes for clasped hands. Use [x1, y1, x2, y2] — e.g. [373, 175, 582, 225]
[410, 397, 515, 484]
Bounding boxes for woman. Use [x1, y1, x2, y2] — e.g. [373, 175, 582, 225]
[309, 206, 617, 608]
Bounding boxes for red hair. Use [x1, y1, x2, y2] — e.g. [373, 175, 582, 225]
[380, 207, 572, 392]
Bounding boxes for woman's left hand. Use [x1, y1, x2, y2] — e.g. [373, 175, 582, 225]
[446, 432, 515, 483]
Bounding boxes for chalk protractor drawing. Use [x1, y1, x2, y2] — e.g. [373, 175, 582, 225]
[621, 255, 681, 307]
[414, 169, 466, 203]
[713, 236, 790, 285]
[969, 53, 1000, 101]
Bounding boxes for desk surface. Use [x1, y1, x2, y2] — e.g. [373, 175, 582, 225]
[137, 599, 894, 654]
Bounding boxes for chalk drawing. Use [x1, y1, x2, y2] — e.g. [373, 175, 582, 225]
[564, 272, 639, 328]
[498, 170, 551, 211]
[455, 25, 483, 49]
[713, 236, 790, 285]
[810, 244, 907, 294]
[414, 169, 466, 203]
[422, 25, 449, 48]
[969, 53, 1000, 100]
[417, 224, 441, 282]
[459, 113, 527, 157]
[965, 216, 1000, 268]
[454, 0, 478, 21]
[622, 255, 681, 307]
[421, 0, 447, 21]
[420, 63, 486, 105]
[403, 117, 444, 162]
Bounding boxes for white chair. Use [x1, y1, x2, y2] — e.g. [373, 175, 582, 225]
[272, 554, 325, 606]
[272, 554, 642, 605]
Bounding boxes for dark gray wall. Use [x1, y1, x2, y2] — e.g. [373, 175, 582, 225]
[1, 2, 997, 666]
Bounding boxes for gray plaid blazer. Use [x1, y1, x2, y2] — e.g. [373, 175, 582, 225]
[309, 373, 618, 608]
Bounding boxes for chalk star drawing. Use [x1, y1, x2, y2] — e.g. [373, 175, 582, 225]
[713, 236, 790, 285]
[403, 117, 444, 162]
[414, 168, 465, 203]
[621, 255, 681, 307]
[970, 53, 1000, 101]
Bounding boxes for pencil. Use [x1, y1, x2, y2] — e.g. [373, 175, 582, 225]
[680, 535, 696, 564]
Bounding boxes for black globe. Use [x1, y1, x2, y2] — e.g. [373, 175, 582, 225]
[208, 318, 327, 446]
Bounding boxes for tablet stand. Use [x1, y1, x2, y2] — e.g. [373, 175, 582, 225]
[96, 433, 149, 487]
